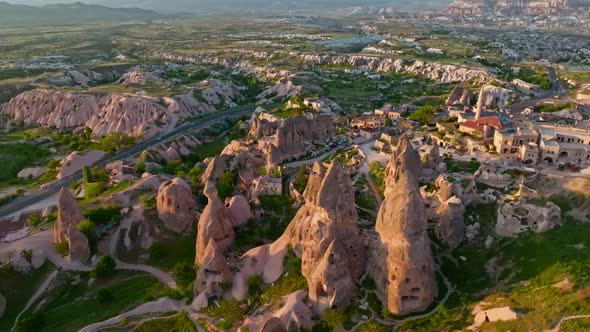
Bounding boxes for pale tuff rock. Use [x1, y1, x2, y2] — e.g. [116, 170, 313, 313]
[58, 150, 106, 180]
[257, 79, 302, 102]
[476, 84, 514, 111]
[469, 306, 518, 330]
[193, 239, 232, 309]
[238, 291, 313, 332]
[446, 85, 473, 106]
[435, 174, 463, 203]
[260, 317, 287, 332]
[299, 54, 492, 84]
[17, 167, 48, 179]
[496, 198, 562, 237]
[156, 177, 197, 233]
[54, 188, 90, 263]
[0, 89, 167, 137]
[201, 79, 241, 108]
[424, 144, 443, 170]
[66, 224, 90, 263]
[466, 222, 481, 241]
[116, 71, 169, 85]
[435, 196, 466, 250]
[285, 161, 365, 311]
[226, 195, 253, 227]
[370, 134, 437, 315]
[449, 0, 590, 15]
[55, 187, 85, 243]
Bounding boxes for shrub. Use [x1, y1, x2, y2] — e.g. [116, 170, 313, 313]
[84, 205, 122, 225]
[26, 212, 42, 227]
[77, 220, 97, 246]
[84, 182, 105, 200]
[135, 161, 146, 174]
[139, 194, 156, 209]
[92, 255, 116, 279]
[173, 262, 196, 288]
[217, 170, 236, 200]
[54, 241, 69, 256]
[148, 241, 163, 259]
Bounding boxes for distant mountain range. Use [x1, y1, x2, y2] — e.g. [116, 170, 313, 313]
[3, 0, 452, 16]
[0, 1, 160, 25]
[448, 0, 590, 16]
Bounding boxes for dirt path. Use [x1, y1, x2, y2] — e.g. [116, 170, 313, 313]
[543, 315, 590, 332]
[78, 297, 191, 332]
[10, 269, 58, 332]
[109, 209, 178, 289]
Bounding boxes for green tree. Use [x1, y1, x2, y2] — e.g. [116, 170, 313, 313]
[217, 170, 236, 200]
[83, 166, 92, 182]
[92, 255, 116, 279]
[322, 308, 346, 331]
[26, 212, 42, 227]
[135, 161, 146, 174]
[77, 220, 97, 245]
[139, 194, 156, 209]
[84, 182, 105, 200]
[173, 263, 196, 288]
[47, 159, 61, 169]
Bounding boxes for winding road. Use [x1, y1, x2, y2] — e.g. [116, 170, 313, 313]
[0, 103, 274, 218]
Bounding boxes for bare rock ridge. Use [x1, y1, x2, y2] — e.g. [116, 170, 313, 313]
[54, 187, 90, 263]
[250, 114, 335, 163]
[156, 177, 198, 233]
[299, 55, 493, 84]
[448, 0, 590, 15]
[446, 85, 473, 107]
[369, 135, 437, 315]
[285, 161, 365, 311]
[0, 88, 218, 138]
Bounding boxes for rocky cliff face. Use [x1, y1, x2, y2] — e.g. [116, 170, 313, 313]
[446, 86, 474, 106]
[496, 198, 562, 237]
[299, 55, 493, 84]
[449, 0, 590, 15]
[54, 187, 89, 263]
[273, 115, 334, 162]
[0, 87, 228, 138]
[285, 161, 365, 311]
[157, 177, 197, 233]
[369, 135, 437, 315]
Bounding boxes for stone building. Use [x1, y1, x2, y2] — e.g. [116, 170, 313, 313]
[539, 126, 590, 164]
[493, 127, 540, 164]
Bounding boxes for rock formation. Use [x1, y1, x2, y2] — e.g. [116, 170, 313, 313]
[193, 239, 233, 308]
[285, 161, 365, 311]
[238, 291, 313, 332]
[156, 178, 197, 233]
[476, 85, 514, 114]
[369, 135, 437, 315]
[58, 150, 105, 180]
[446, 85, 473, 106]
[299, 55, 492, 84]
[424, 144, 443, 170]
[54, 188, 90, 263]
[435, 196, 466, 250]
[449, 0, 590, 16]
[496, 198, 562, 237]
[260, 317, 288, 332]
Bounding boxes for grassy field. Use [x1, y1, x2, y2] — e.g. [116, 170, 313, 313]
[24, 270, 171, 332]
[399, 218, 590, 331]
[0, 260, 55, 331]
[0, 143, 50, 182]
[133, 311, 197, 332]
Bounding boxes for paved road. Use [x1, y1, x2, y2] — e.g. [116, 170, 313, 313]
[0, 104, 272, 218]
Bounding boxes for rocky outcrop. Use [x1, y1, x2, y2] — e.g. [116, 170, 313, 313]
[116, 71, 169, 85]
[226, 195, 253, 227]
[58, 150, 105, 180]
[238, 291, 313, 332]
[446, 86, 473, 106]
[435, 196, 466, 250]
[476, 85, 514, 112]
[193, 239, 233, 308]
[54, 188, 90, 263]
[67, 224, 90, 263]
[273, 115, 334, 162]
[257, 79, 302, 102]
[156, 178, 197, 233]
[448, 0, 590, 15]
[369, 135, 437, 315]
[285, 161, 365, 311]
[299, 55, 493, 84]
[0, 89, 167, 137]
[496, 198, 561, 237]
[424, 145, 443, 170]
